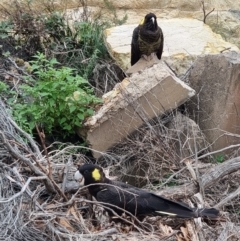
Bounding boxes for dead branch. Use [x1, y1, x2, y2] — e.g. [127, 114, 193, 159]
[0, 176, 47, 203]
[185, 220, 200, 241]
[35, 124, 52, 177]
[185, 159, 197, 181]
[158, 166, 187, 188]
[201, 156, 240, 188]
[0, 131, 55, 193]
[81, 228, 118, 238]
[62, 156, 72, 193]
[12, 167, 44, 211]
[192, 124, 205, 200]
[216, 222, 234, 241]
[214, 185, 240, 209]
[6, 57, 32, 79]
[0, 100, 68, 200]
[6, 113, 42, 158]
[197, 144, 240, 160]
[220, 47, 231, 53]
[158, 156, 240, 199]
[75, 198, 151, 234]
[201, 1, 215, 23]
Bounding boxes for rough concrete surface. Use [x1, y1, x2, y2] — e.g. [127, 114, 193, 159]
[187, 51, 240, 156]
[80, 61, 195, 158]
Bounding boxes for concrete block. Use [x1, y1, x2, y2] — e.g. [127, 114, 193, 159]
[79, 61, 195, 158]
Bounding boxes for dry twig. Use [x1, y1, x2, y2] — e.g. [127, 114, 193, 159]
[201, 1, 215, 23]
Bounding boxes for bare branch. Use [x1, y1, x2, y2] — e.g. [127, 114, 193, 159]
[7, 114, 42, 158]
[81, 228, 118, 238]
[216, 222, 234, 241]
[35, 125, 52, 177]
[201, 1, 215, 23]
[158, 156, 240, 199]
[0, 176, 47, 203]
[215, 186, 240, 209]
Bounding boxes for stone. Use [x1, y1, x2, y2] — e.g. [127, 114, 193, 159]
[104, 18, 239, 77]
[166, 112, 210, 158]
[79, 61, 195, 158]
[57, 0, 240, 12]
[187, 51, 240, 156]
[206, 10, 240, 49]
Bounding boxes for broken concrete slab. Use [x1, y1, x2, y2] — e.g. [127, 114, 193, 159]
[126, 54, 161, 75]
[79, 61, 195, 158]
[187, 51, 240, 156]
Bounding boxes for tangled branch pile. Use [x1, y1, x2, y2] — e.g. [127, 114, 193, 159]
[1, 95, 240, 240]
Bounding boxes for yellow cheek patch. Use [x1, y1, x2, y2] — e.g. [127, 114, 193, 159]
[139, 18, 144, 25]
[92, 168, 101, 181]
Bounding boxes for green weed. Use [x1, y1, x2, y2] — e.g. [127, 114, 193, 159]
[11, 52, 102, 137]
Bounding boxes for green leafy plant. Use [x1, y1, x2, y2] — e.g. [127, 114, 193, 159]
[0, 20, 13, 39]
[45, 17, 109, 79]
[215, 154, 225, 163]
[0, 81, 8, 93]
[12, 52, 102, 136]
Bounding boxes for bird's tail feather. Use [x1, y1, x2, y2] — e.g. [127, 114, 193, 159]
[157, 206, 219, 219]
[196, 208, 219, 218]
[154, 197, 199, 218]
[153, 194, 219, 219]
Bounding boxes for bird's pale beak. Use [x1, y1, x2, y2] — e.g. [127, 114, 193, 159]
[151, 17, 155, 24]
[74, 171, 85, 186]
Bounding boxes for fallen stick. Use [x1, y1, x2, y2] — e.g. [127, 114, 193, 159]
[157, 156, 240, 199]
[0, 176, 47, 203]
[214, 185, 240, 209]
[216, 222, 234, 241]
[81, 228, 118, 238]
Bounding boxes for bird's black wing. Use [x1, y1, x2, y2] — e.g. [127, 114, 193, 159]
[131, 26, 141, 66]
[95, 180, 219, 219]
[95, 183, 151, 216]
[156, 27, 164, 60]
[95, 181, 196, 218]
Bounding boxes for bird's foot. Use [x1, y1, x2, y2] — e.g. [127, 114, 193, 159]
[142, 54, 149, 61]
[150, 52, 157, 59]
[142, 53, 157, 62]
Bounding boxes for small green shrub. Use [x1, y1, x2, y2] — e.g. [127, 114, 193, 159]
[45, 17, 109, 79]
[11, 52, 102, 136]
[0, 81, 8, 93]
[215, 154, 225, 163]
[0, 20, 13, 39]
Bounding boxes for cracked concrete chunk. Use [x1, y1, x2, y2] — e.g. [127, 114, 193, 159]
[79, 61, 195, 158]
[187, 51, 240, 156]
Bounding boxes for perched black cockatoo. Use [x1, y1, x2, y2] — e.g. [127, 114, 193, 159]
[131, 13, 164, 66]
